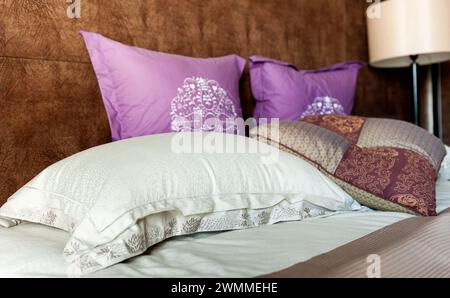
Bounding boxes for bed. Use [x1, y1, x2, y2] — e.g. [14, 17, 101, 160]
[0, 178, 448, 278]
[1, 0, 450, 279]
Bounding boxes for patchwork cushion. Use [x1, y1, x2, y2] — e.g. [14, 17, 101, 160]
[250, 115, 447, 216]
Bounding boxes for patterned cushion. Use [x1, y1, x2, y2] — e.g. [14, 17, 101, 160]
[250, 115, 447, 216]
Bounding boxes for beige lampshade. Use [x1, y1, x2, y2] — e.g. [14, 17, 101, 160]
[367, 0, 450, 68]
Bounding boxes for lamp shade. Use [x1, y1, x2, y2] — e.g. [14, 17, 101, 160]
[367, 0, 450, 68]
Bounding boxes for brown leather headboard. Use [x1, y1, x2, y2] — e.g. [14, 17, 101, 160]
[0, 0, 445, 205]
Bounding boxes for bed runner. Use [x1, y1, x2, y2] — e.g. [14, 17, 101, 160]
[262, 209, 450, 278]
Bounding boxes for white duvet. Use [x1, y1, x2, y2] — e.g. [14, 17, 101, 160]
[0, 142, 448, 278]
[0, 180, 448, 278]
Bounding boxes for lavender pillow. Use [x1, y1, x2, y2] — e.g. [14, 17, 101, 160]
[80, 31, 245, 140]
[248, 56, 364, 121]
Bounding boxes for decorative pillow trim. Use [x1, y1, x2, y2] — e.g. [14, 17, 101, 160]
[65, 200, 332, 276]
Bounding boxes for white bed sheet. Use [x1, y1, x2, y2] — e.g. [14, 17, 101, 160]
[0, 180, 449, 278]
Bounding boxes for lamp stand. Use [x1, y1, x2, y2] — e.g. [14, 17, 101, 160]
[410, 55, 420, 126]
[431, 63, 443, 139]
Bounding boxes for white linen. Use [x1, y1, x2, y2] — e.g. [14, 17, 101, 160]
[438, 145, 450, 181]
[1, 180, 449, 278]
[436, 180, 450, 213]
[0, 211, 409, 278]
[0, 132, 359, 275]
[0, 217, 20, 228]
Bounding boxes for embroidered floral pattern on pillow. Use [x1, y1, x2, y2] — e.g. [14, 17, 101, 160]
[300, 96, 345, 119]
[63, 201, 330, 276]
[170, 77, 238, 133]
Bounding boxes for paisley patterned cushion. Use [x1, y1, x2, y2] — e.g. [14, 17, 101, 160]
[250, 115, 447, 216]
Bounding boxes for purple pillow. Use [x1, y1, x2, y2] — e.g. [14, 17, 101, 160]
[248, 56, 364, 121]
[80, 31, 245, 140]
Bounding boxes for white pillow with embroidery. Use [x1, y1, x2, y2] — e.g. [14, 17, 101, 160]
[0, 132, 359, 275]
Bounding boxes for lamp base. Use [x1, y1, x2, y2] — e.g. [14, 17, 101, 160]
[431, 64, 443, 139]
[410, 55, 420, 126]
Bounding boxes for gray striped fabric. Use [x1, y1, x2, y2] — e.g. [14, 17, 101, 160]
[262, 209, 450, 278]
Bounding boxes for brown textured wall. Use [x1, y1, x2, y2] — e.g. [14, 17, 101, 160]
[0, 0, 449, 204]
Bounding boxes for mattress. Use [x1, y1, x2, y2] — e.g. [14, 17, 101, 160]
[0, 180, 449, 278]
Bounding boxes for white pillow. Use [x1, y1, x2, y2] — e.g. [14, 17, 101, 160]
[0, 132, 359, 275]
[439, 145, 450, 181]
